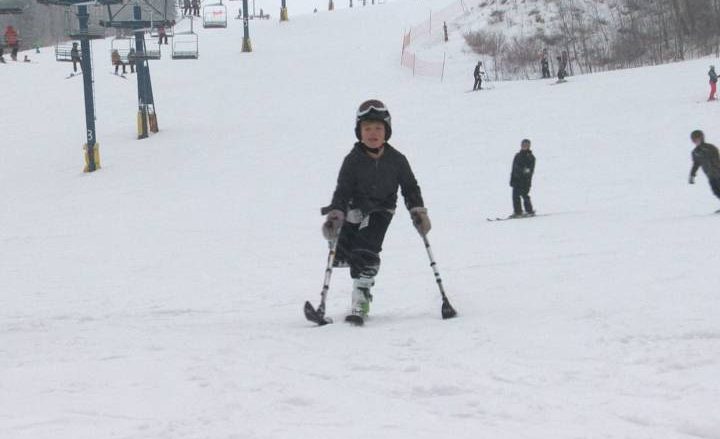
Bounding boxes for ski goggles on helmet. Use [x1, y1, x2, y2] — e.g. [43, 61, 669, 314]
[357, 100, 388, 118]
[356, 100, 391, 126]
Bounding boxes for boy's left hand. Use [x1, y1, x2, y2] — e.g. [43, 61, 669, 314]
[410, 207, 431, 236]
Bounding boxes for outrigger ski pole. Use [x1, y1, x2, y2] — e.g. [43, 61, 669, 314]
[422, 234, 458, 319]
[304, 231, 340, 326]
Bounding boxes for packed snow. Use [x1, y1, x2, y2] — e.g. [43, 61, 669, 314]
[1, 0, 719, 438]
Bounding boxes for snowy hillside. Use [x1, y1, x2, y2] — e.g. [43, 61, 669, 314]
[1, 1, 720, 438]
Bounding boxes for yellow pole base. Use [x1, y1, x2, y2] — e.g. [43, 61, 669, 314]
[280, 7, 288, 21]
[149, 112, 159, 133]
[137, 111, 148, 139]
[242, 37, 253, 53]
[83, 143, 101, 173]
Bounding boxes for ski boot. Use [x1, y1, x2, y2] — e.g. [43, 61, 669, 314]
[346, 277, 374, 326]
[508, 212, 524, 219]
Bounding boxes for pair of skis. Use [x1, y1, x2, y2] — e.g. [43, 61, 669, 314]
[304, 233, 458, 327]
[486, 213, 545, 222]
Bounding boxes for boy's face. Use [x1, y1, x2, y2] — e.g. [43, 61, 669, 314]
[360, 121, 386, 149]
[521, 142, 531, 150]
[692, 137, 702, 146]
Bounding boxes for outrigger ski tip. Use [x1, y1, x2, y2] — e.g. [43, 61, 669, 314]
[441, 299, 458, 319]
[304, 301, 333, 326]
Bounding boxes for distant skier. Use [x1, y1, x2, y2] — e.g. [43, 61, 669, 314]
[183, 0, 191, 16]
[473, 61, 485, 91]
[541, 52, 550, 79]
[127, 48, 136, 74]
[4, 25, 19, 62]
[556, 56, 567, 81]
[70, 42, 81, 73]
[192, 0, 200, 17]
[709, 66, 717, 101]
[111, 49, 126, 75]
[509, 139, 536, 218]
[688, 130, 720, 209]
[158, 26, 168, 45]
[321, 99, 430, 324]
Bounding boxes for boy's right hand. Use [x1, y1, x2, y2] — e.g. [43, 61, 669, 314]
[322, 210, 345, 241]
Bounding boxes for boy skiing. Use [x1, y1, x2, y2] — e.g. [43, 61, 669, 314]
[709, 66, 717, 101]
[688, 130, 720, 211]
[510, 139, 536, 218]
[321, 100, 431, 325]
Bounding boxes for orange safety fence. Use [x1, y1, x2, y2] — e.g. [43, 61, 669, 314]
[400, 0, 470, 80]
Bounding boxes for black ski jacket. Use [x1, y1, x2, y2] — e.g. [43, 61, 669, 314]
[329, 143, 424, 214]
[710, 69, 718, 83]
[691, 142, 720, 179]
[510, 149, 536, 187]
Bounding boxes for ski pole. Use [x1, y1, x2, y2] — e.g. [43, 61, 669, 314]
[422, 234, 457, 319]
[304, 230, 340, 325]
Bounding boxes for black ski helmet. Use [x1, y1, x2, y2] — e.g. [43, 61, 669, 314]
[691, 130, 704, 142]
[355, 99, 392, 141]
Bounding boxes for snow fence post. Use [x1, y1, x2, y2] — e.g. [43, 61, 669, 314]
[412, 53, 416, 77]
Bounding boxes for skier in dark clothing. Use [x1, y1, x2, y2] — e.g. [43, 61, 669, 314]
[70, 42, 81, 73]
[510, 139, 536, 217]
[541, 55, 550, 79]
[322, 99, 431, 323]
[689, 130, 720, 209]
[556, 56, 567, 81]
[473, 61, 485, 91]
[709, 66, 717, 101]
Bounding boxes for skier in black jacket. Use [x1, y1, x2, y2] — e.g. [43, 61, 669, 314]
[322, 100, 431, 322]
[689, 130, 720, 209]
[473, 61, 484, 91]
[510, 139, 536, 217]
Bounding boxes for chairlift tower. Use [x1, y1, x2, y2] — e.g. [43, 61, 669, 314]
[280, 0, 287, 21]
[100, 0, 174, 139]
[36, 0, 123, 173]
[241, 0, 251, 52]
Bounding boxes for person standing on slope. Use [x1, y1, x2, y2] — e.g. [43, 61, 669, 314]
[70, 42, 81, 73]
[556, 56, 567, 82]
[322, 100, 431, 324]
[473, 61, 485, 91]
[510, 139, 536, 218]
[689, 130, 720, 210]
[708, 66, 717, 101]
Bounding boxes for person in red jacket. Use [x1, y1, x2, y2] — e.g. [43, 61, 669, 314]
[4, 25, 19, 62]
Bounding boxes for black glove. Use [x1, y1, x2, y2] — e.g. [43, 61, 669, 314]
[689, 175, 696, 185]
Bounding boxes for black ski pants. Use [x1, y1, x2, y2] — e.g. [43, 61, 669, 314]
[473, 77, 482, 91]
[710, 177, 720, 200]
[512, 184, 534, 214]
[337, 211, 392, 279]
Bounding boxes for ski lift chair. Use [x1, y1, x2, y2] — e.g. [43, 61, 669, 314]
[171, 31, 198, 59]
[202, 3, 227, 28]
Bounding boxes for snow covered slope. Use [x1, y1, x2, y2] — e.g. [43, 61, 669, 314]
[1, 1, 719, 438]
